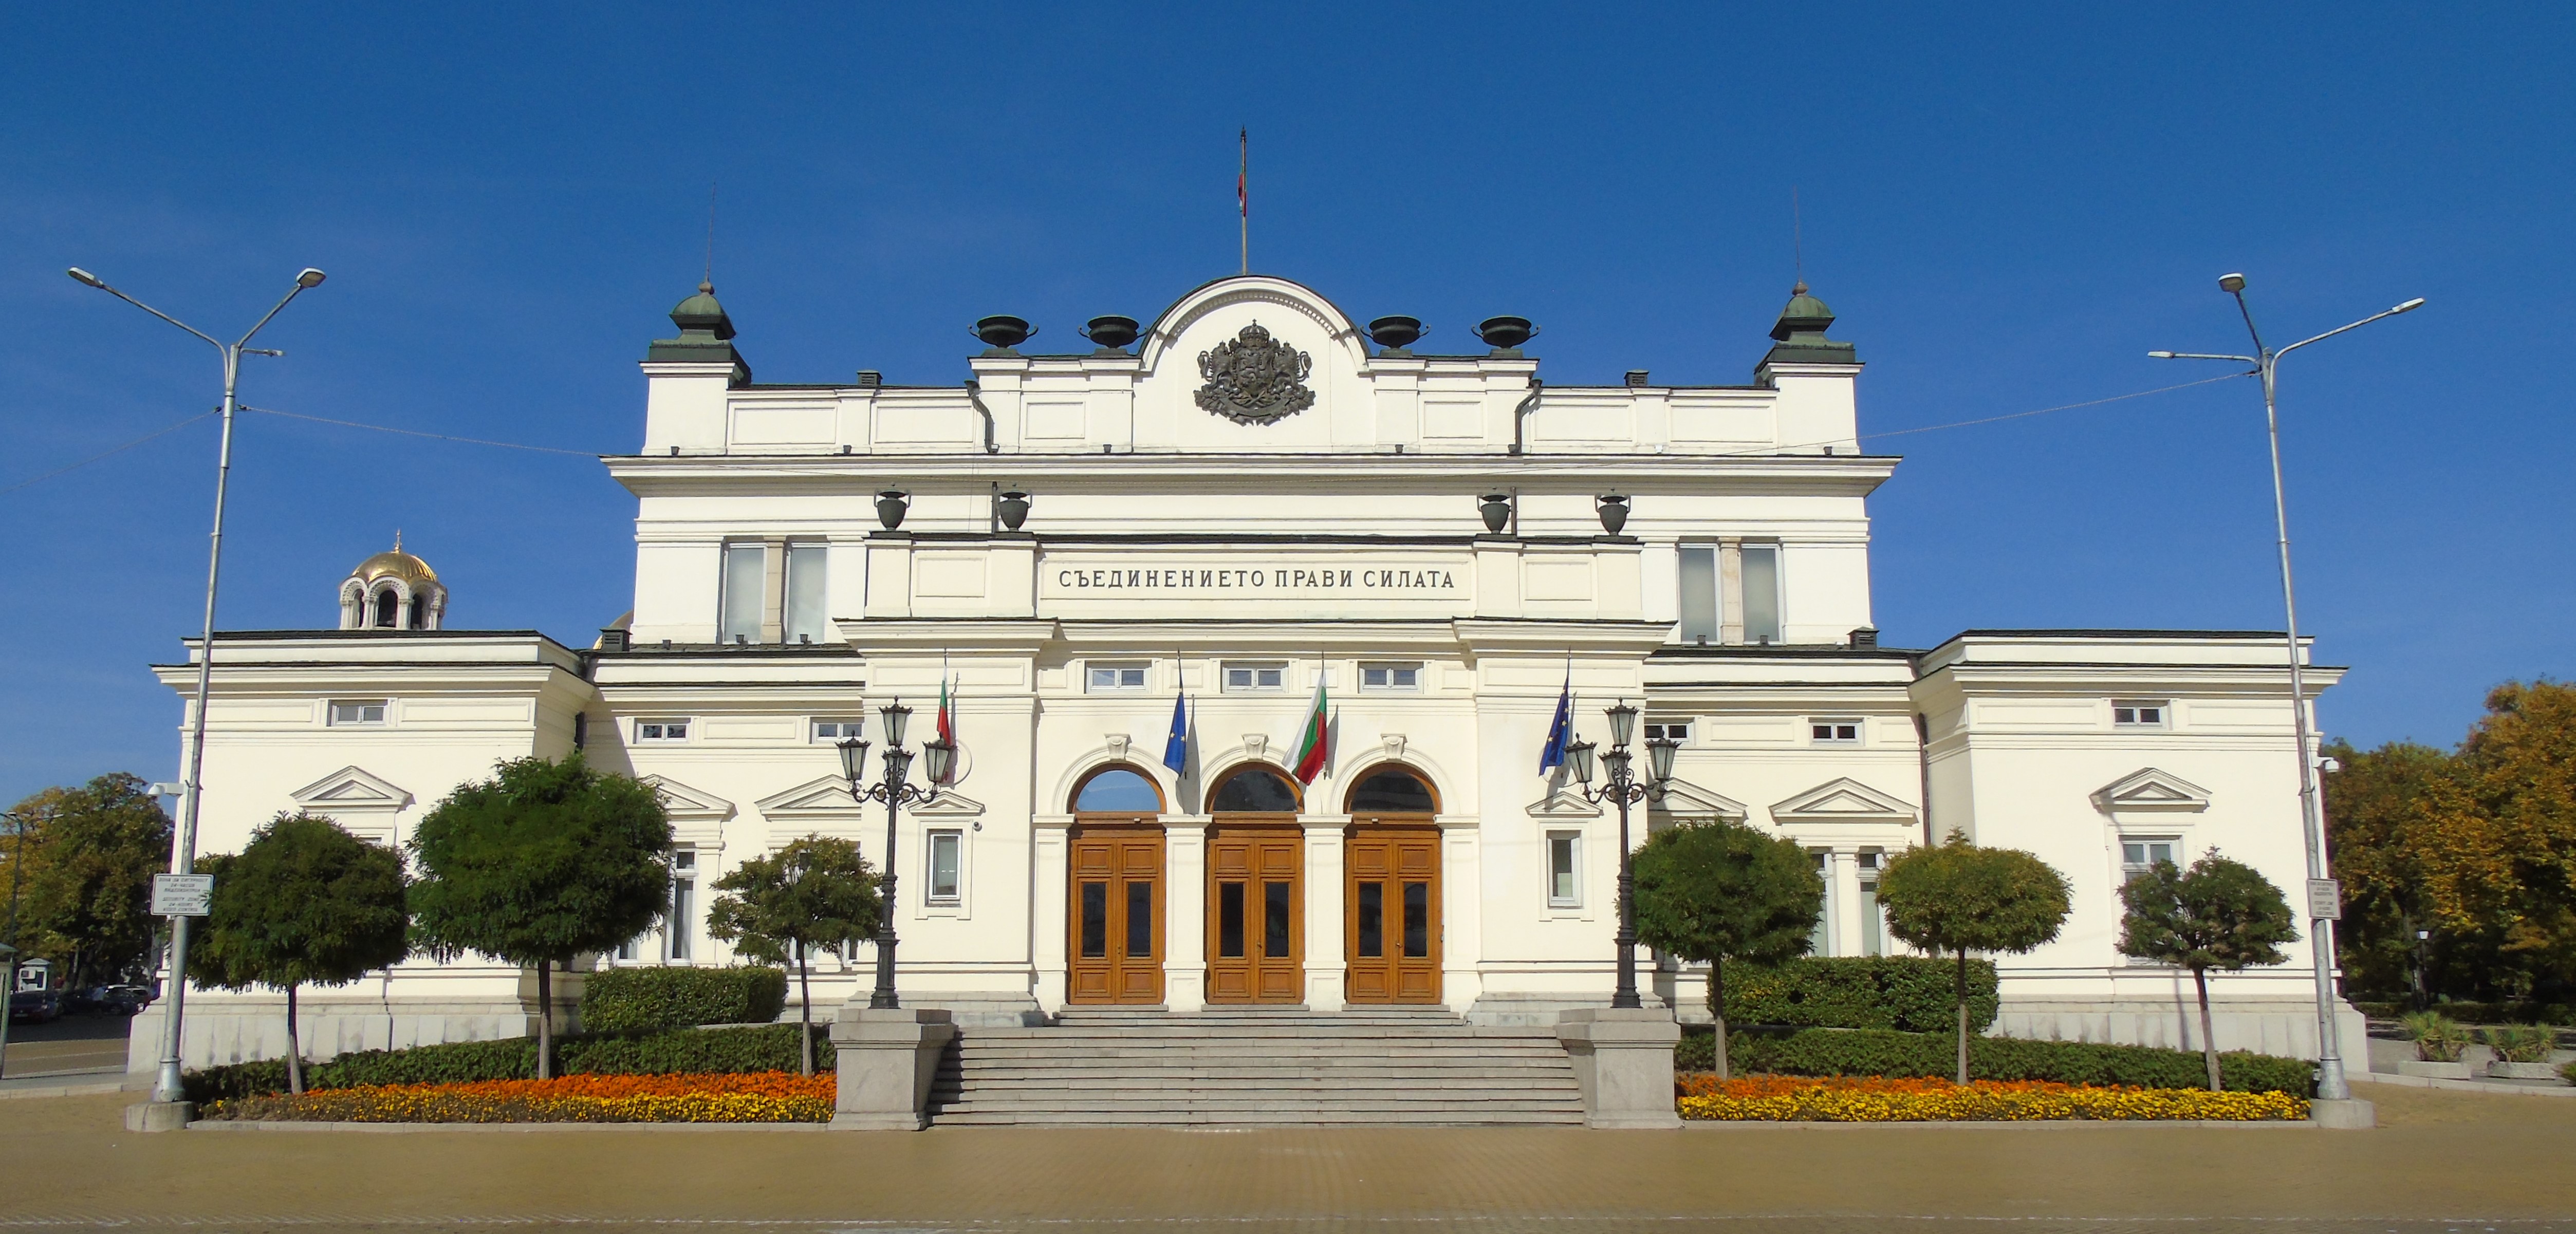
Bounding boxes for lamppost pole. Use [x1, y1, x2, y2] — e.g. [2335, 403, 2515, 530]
[65, 266, 327, 1106]
[836, 701, 956, 1011]
[1563, 702, 1680, 1011]
[2152, 274, 2422, 1105]
[0, 810, 25, 1080]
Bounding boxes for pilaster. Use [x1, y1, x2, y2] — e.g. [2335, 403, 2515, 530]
[1303, 817, 1347, 1012]
[1163, 816, 1211, 1013]
[1031, 814, 1070, 1014]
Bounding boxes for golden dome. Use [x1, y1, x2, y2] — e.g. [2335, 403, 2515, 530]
[353, 537, 439, 588]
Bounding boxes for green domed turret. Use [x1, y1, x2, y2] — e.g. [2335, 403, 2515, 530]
[646, 279, 751, 382]
[1758, 281, 1858, 369]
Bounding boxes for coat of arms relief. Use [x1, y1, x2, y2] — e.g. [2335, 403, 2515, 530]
[1195, 322, 1315, 425]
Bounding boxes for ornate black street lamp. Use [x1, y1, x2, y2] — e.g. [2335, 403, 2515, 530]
[1563, 701, 1680, 1010]
[835, 701, 955, 1010]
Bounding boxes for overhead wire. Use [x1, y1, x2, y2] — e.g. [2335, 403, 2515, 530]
[0, 408, 218, 497]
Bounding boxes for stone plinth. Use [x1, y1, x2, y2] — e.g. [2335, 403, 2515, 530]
[1556, 1007, 1682, 1129]
[828, 1006, 955, 1130]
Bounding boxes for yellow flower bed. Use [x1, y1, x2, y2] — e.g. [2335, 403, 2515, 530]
[1675, 1075, 2307, 1122]
[206, 1071, 835, 1124]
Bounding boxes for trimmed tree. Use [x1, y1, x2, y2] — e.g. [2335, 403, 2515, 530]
[408, 755, 672, 1078]
[706, 836, 882, 1075]
[1632, 817, 1823, 1078]
[189, 813, 410, 1093]
[1877, 831, 2072, 1084]
[6, 773, 173, 992]
[2117, 851, 2299, 1091]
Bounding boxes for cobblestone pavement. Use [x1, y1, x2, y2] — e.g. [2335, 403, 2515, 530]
[2, 1087, 2570, 1233]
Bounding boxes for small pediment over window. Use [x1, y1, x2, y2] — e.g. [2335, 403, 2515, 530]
[636, 774, 735, 821]
[2091, 768, 2211, 814]
[290, 766, 413, 810]
[911, 790, 986, 818]
[1652, 778, 1750, 822]
[1525, 785, 1604, 820]
[1769, 777, 1917, 824]
[756, 775, 864, 816]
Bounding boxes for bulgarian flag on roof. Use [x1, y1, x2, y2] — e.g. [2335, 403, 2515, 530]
[1290, 673, 1329, 785]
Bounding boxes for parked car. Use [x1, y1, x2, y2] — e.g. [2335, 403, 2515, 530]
[7, 987, 63, 1024]
[97, 984, 153, 1015]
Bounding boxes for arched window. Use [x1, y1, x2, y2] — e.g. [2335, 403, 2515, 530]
[1346, 766, 1437, 814]
[372, 589, 399, 628]
[409, 597, 429, 629]
[1072, 765, 1163, 814]
[1209, 766, 1301, 813]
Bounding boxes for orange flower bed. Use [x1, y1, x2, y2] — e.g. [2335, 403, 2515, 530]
[208, 1070, 835, 1124]
[1675, 1073, 2306, 1121]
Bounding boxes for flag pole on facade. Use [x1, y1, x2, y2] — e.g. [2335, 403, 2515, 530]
[1162, 686, 1189, 776]
[1238, 127, 1249, 275]
[934, 655, 958, 784]
[1539, 662, 1574, 775]
[1290, 663, 1328, 786]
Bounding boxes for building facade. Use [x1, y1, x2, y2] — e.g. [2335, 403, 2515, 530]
[133, 273, 2367, 1071]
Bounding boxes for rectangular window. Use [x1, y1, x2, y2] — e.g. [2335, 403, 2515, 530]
[1125, 881, 1154, 958]
[1676, 546, 1718, 644]
[1859, 854, 1885, 957]
[2112, 700, 2169, 728]
[1223, 662, 1286, 691]
[718, 542, 766, 645]
[1217, 883, 1245, 958]
[1086, 663, 1148, 692]
[1359, 663, 1420, 690]
[1079, 883, 1108, 958]
[811, 718, 864, 742]
[1809, 718, 1861, 744]
[1402, 881, 1430, 958]
[2122, 837, 2180, 880]
[1741, 544, 1782, 644]
[783, 541, 828, 645]
[1263, 881, 1292, 957]
[1547, 830, 1582, 908]
[328, 700, 388, 726]
[667, 851, 697, 962]
[927, 830, 962, 903]
[1357, 882, 1384, 958]
[635, 718, 691, 742]
[1808, 851, 1832, 957]
[1643, 721, 1692, 743]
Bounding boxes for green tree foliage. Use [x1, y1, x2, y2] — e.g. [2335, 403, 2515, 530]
[3, 773, 173, 991]
[190, 813, 410, 1093]
[407, 755, 671, 1078]
[2117, 852, 2299, 1091]
[2322, 738, 2451, 1003]
[1877, 831, 2071, 1083]
[1632, 818, 1821, 1078]
[706, 835, 880, 1075]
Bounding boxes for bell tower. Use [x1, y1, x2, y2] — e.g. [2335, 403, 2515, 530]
[338, 533, 447, 630]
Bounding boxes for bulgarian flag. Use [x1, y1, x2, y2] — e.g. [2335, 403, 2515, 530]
[933, 671, 958, 783]
[1289, 673, 1329, 785]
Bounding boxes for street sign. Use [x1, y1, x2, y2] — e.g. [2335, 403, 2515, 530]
[2306, 878, 2343, 922]
[151, 873, 214, 917]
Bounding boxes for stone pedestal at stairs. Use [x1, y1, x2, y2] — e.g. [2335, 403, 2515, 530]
[829, 1006, 954, 1130]
[1556, 1007, 1682, 1129]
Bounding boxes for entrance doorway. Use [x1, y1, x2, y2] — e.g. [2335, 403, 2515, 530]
[1344, 766, 1441, 1004]
[1205, 766, 1304, 1004]
[1068, 766, 1165, 1005]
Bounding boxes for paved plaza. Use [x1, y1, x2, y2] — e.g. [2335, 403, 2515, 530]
[1, 1086, 2571, 1232]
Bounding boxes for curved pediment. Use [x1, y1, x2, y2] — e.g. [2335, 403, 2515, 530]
[1137, 274, 1367, 376]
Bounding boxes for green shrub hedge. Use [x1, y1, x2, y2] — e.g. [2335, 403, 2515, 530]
[580, 965, 788, 1033]
[180, 1023, 828, 1105]
[1721, 957, 1999, 1033]
[1676, 1026, 2314, 1095]
[2350, 999, 2574, 1026]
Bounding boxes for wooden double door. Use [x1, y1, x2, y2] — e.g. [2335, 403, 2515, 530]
[1206, 819, 1303, 1003]
[1346, 821, 1441, 1003]
[1068, 823, 1163, 1004]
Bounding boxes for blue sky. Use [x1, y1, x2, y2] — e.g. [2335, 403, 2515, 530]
[5, 4, 2569, 805]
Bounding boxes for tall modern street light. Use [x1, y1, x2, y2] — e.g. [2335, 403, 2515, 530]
[66, 265, 328, 1106]
[1562, 701, 1680, 1009]
[2151, 273, 2422, 1104]
[836, 702, 956, 1009]
[0, 810, 26, 1080]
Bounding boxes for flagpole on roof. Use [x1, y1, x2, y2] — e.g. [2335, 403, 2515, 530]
[1238, 128, 1249, 275]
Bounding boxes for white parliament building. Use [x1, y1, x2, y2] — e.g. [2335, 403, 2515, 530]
[132, 272, 2368, 1076]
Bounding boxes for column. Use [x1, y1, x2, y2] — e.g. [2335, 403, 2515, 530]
[1718, 538, 1745, 645]
[1303, 818, 1347, 1012]
[1439, 817, 1484, 1014]
[1829, 849, 1865, 959]
[1163, 816, 1210, 1013]
[1031, 815, 1070, 1014]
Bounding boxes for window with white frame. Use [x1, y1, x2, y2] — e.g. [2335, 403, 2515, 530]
[1809, 718, 1861, 744]
[1676, 546, 1718, 644]
[811, 717, 864, 742]
[2112, 700, 2169, 728]
[926, 829, 963, 904]
[1222, 662, 1286, 692]
[666, 850, 698, 962]
[2121, 837, 2180, 881]
[1741, 543, 1783, 644]
[1086, 662, 1149, 692]
[1808, 851, 1833, 956]
[783, 541, 828, 645]
[1360, 662, 1419, 690]
[1858, 851, 1885, 957]
[718, 541, 765, 645]
[1643, 720, 1692, 743]
[635, 718, 691, 742]
[1546, 830, 1583, 908]
[328, 700, 388, 726]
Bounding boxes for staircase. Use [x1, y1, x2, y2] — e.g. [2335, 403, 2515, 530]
[927, 1006, 1587, 1127]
